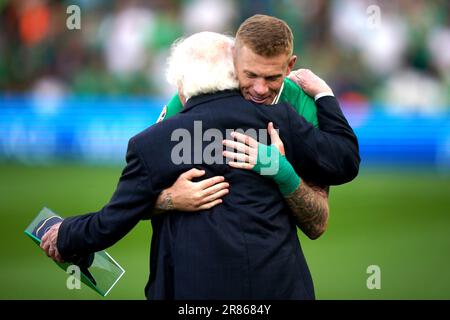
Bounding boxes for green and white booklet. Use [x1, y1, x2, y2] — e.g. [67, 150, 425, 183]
[24, 207, 125, 297]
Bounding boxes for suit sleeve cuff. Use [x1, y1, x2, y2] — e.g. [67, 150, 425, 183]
[314, 92, 334, 101]
[56, 217, 77, 262]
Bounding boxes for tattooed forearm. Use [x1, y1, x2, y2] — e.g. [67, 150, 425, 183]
[157, 191, 174, 210]
[285, 183, 329, 240]
[152, 190, 175, 215]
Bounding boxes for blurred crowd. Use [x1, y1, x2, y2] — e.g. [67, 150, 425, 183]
[1, 0, 449, 114]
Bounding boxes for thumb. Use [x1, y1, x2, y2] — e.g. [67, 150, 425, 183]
[268, 122, 285, 155]
[180, 168, 206, 180]
[268, 122, 281, 144]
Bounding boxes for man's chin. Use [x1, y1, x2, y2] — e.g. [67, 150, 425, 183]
[248, 96, 272, 105]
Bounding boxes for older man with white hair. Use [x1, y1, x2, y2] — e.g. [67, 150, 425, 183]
[166, 32, 239, 104]
[42, 31, 357, 299]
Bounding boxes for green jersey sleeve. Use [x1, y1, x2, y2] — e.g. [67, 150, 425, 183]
[279, 78, 319, 128]
[157, 93, 183, 123]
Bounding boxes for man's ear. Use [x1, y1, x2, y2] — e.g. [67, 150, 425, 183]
[286, 55, 297, 74]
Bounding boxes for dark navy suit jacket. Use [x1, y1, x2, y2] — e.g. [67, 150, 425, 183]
[57, 90, 360, 299]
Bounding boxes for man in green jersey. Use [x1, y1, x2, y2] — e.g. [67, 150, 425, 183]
[151, 15, 359, 239]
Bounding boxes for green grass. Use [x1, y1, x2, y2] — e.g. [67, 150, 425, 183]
[0, 163, 449, 299]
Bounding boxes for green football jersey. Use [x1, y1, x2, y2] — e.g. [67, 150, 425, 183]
[157, 78, 318, 127]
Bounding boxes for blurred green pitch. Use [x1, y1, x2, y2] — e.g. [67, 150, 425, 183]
[0, 163, 449, 299]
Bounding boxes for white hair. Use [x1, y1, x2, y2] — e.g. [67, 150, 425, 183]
[166, 32, 239, 101]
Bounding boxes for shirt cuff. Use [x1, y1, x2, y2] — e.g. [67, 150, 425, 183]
[314, 92, 334, 101]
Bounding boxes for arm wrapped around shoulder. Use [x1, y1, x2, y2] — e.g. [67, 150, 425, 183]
[287, 96, 360, 186]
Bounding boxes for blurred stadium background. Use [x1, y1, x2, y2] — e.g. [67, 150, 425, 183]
[0, 0, 449, 299]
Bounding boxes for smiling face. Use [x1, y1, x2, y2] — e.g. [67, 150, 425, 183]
[234, 44, 297, 105]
